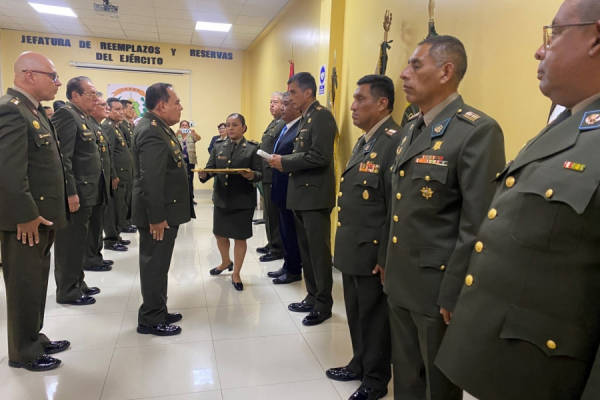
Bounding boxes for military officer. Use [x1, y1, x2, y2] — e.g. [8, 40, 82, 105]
[199, 113, 263, 291]
[120, 99, 137, 234]
[132, 83, 194, 336]
[103, 98, 133, 251]
[256, 92, 285, 262]
[52, 76, 106, 305]
[385, 35, 506, 400]
[84, 93, 122, 276]
[327, 75, 400, 400]
[269, 72, 338, 326]
[0, 52, 70, 371]
[436, 2, 600, 400]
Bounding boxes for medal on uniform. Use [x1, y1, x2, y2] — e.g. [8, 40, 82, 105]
[363, 190, 369, 200]
[370, 152, 377, 159]
[32, 120, 40, 129]
[432, 141, 443, 151]
[421, 187, 433, 200]
[82, 124, 87, 130]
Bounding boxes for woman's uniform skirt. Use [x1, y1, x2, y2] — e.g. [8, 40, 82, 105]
[213, 207, 254, 240]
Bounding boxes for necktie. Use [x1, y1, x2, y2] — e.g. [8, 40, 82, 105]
[273, 125, 289, 153]
[231, 141, 237, 156]
[410, 116, 426, 144]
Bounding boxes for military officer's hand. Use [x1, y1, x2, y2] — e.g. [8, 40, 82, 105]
[68, 195, 80, 213]
[268, 154, 284, 172]
[198, 171, 207, 180]
[150, 220, 170, 241]
[239, 169, 255, 180]
[372, 265, 385, 285]
[17, 216, 53, 246]
[440, 308, 453, 325]
[112, 177, 120, 190]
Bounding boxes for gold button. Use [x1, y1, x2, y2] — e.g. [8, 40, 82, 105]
[373, 240, 378, 244]
[341, 177, 344, 183]
[289, 173, 292, 177]
[393, 215, 398, 222]
[338, 192, 342, 197]
[505, 176, 515, 188]
[393, 236, 398, 243]
[488, 208, 497, 219]
[399, 170, 405, 177]
[465, 275, 474, 286]
[40, 196, 44, 201]
[337, 207, 341, 212]
[225, 183, 228, 186]
[174, 199, 177, 203]
[305, 184, 309, 187]
[425, 175, 430, 181]
[547, 340, 557, 350]
[363, 180, 367, 185]
[225, 175, 229, 178]
[496, 172, 500, 178]
[440, 265, 446, 270]
[84, 181, 88, 184]
[458, 109, 463, 114]
[545, 189, 553, 198]
[337, 222, 341, 227]
[228, 160, 231, 164]
[396, 193, 402, 200]
[475, 241, 484, 252]
[292, 150, 296, 153]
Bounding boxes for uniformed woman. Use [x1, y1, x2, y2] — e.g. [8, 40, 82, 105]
[198, 113, 262, 291]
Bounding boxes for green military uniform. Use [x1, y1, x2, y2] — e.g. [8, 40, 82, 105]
[52, 102, 108, 302]
[120, 119, 134, 226]
[385, 95, 505, 400]
[132, 112, 194, 327]
[103, 118, 133, 246]
[201, 136, 263, 239]
[259, 119, 285, 254]
[281, 100, 338, 314]
[0, 88, 68, 363]
[84, 117, 112, 269]
[436, 99, 600, 400]
[335, 116, 401, 391]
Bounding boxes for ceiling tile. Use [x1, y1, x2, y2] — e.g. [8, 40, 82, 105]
[125, 30, 159, 38]
[159, 33, 192, 43]
[41, 14, 86, 26]
[215, 0, 248, 4]
[220, 43, 247, 50]
[70, 9, 117, 21]
[88, 25, 125, 35]
[151, 0, 196, 10]
[81, 18, 122, 29]
[238, 4, 279, 18]
[0, 14, 11, 23]
[245, 0, 288, 7]
[118, 4, 155, 17]
[234, 15, 269, 26]
[122, 23, 158, 33]
[20, 25, 58, 34]
[0, 1, 31, 11]
[191, 38, 225, 46]
[226, 31, 257, 41]
[192, 31, 228, 40]
[127, 33, 160, 41]
[11, 17, 55, 28]
[230, 24, 262, 34]
[57, 29, 93, 37]
[152, 8, 193, 21]
[158, 26, 191, 36]
[95, 33, 129, 40]
[222, 38, 252, 46]
[191, 11, 237, 24]
[0, 7, 43, 18]
[195, 1, 243, 14]
[0, 22, 22, 30]
[156, 18, 195, 29]
[117, 15, 157, 25]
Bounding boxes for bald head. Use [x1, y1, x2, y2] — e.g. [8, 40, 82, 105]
[577, 0, 600, 21]
[13, 52, 60, 102]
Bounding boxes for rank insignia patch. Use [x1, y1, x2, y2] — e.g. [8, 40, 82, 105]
[151, 120, 158, 126]
[32, 120, 40, 129]
[563, 161, 586, 172]
[431, 118, 451, 138]
[580, 111, 600, 131]
[464, 111, 481, 122]
[10, 98, 19, 105]
[421, 187, 434, 200]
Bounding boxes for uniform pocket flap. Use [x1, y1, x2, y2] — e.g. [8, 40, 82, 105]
[500, 305, 596, 362]
[412, 165, 448, 184]
[518, 165, 598, 214]
[354, 173, 379, 189]
[358, 228, 381, 244]
[419, 247, 453, 270]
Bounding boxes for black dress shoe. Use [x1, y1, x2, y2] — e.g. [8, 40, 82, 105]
[273, 273, 302, 285]
[259, 252, 284, 262]
[253, 219, 265, 225]
[349, 386, 388, 400]
[210, 262, 233, 275]
[60, 296, 96, 306]
[9, 355, 61, 372]
[119, 239, 131, 245]
[165, 312, 183, 324]
[288, 300, 314, 313]
[302, 310, 332, 326]
[106, 243, 128, 252]
[84, 287, 101, 296]
[122, 226, 138, 233]
[326, 366, 363, 382]
[256, 246, 269, 254]
[232, 280, 244, 291]
[137, 322, 182, 336]
[267, 268, 285, 278]
[102, 259, 114, 266]
[44, 340, 71, 355]
[83, 264, 112, 272]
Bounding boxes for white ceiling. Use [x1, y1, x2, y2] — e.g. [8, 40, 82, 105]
[0, 0, 291, 49]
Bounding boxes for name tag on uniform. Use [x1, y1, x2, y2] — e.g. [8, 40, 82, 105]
[218, 155, 227, 160]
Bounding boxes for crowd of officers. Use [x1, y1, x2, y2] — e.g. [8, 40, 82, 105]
[2, 1, 600, 400]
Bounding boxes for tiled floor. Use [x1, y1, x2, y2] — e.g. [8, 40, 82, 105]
[0, 190, 476, 400]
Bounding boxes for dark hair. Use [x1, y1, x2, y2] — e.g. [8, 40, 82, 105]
[356, 75, 395, 111]
[106, 97, 121, 109]
[53, 100, 65, 111]
[287, 72, 317, 98]
[217, 123, 226, 129]
[227, 113, 247, 133]
[146, 83, 173, 110]
[180, 120, 190, 127]
[65, 76, 91, 100]
[120, 99, 132, 108]
[418, 35, 468, 82]
[96, 92, 103, 98]
[43, 106, 52, 111]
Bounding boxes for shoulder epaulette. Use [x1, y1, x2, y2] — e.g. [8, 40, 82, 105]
[215, 138, 226, 143]
[9, 98, 20, 105]
[457, 108, 484, 125]
[248, 140, 259, 145]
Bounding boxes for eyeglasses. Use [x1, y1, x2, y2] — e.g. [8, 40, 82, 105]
[22, 69, 59, 83]
[543, 21, 597, 49]
[80, 92, 99, 99]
